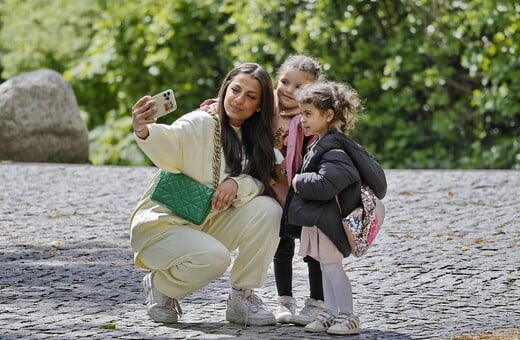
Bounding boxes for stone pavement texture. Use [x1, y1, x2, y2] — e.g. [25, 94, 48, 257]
[0, 162, 518, 339]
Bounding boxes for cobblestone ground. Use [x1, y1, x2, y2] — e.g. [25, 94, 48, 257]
[0, 163, 518, 339]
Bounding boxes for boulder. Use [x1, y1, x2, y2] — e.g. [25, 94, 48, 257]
[0, 69, 89, 163]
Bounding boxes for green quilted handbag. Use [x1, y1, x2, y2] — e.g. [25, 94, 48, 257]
[151, 171, 215, 225]
[150, 110, 221, 225]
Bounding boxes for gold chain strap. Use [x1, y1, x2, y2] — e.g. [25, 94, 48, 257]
[209, 111, 221, 189]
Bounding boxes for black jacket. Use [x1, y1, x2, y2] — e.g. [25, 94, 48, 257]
[281, 131, 387, 257]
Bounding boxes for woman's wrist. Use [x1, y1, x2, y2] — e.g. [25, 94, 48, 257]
[134, 126, 149, 139]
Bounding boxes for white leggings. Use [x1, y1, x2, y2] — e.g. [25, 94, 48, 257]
[320, 261, 354, 316]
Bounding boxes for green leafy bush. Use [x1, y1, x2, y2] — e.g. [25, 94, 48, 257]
[1, 0, 518, 168]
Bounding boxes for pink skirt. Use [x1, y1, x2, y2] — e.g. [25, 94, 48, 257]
[298, 226, 344, 263]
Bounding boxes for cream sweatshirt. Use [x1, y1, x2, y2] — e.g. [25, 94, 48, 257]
[130, 109, 264, 254]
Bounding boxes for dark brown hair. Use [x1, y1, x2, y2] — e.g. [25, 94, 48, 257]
[217, 63, 276, 196]
[296, 81, 362, 135]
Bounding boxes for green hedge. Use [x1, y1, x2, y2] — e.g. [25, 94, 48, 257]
[1, 0, 518, 168]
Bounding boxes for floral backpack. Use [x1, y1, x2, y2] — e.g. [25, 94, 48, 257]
[336, 185, 385, 257]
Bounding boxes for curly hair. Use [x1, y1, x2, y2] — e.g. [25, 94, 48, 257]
[295, 81, 363, 135]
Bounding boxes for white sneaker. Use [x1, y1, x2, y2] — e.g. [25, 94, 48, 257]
[142, 273, 182, 323]
[327, 313, 360, 335]
[291, 297, 324, 326]
[304, 310, 336, 333]
[226, 289, 276, 326]
[275, 296, 297, 323]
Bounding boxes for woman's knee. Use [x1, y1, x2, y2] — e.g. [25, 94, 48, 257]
[251, 195, 282, 215]
[249, 196, 282, 231]
[189, 241, 231, 274]
[207, 245, 232, 272]
[167, 245, 231, 282]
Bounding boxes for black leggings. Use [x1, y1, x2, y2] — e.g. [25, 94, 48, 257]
[273, 236, 323, 300]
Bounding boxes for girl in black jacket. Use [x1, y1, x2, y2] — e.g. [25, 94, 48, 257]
[284, 81, 386, 335]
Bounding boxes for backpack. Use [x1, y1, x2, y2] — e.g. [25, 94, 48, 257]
[336, 185, 386, 257]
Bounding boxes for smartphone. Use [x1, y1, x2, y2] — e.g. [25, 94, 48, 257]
[150, 89, 177, 119]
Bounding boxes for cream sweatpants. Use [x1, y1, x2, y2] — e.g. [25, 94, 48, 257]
[135, 196, 281, 299]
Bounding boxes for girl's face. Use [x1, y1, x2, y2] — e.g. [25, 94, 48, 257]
[224, 73, 262, 127]
[276, 68, 314, 111]
[299, 103, 333, 138]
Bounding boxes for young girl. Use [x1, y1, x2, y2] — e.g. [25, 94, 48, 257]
[284, 81, 387, 335]
[270, 55, 326, 325]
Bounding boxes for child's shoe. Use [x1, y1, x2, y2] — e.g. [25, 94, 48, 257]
[327, 313, 360, 335]
[275, 295, 297, 323]
[291, 297, 324, 326]
[303, 310, 336, 333]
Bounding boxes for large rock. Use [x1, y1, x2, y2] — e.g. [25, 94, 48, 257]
[0, 69, 89, 163]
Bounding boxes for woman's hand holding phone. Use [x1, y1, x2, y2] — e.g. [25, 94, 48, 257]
[132, 89, 177, 139]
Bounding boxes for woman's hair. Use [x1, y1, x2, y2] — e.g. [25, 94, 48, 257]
[277, 54, 322, 82]
[296, 81, 363, 135]
[216, 62, 276, 196]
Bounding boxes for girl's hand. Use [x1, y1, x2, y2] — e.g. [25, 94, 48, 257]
[291, 174, 298, 191]
[132, 95, 158, 139]
[212, 178, 238, 211]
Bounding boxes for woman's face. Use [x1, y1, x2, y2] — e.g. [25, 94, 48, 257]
[223, 73, 262, 127]
[276, 68, 313, 111]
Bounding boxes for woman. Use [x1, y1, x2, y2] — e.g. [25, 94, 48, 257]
[130, 63, 281, 326]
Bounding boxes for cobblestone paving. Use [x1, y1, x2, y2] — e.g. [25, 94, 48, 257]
[0, 163, 518, 339]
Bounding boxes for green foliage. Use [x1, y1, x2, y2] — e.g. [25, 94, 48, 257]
[0, 0, 98, 76]
[88, 110, 147, 165]
[0, 0, 518, 168]
[65, 0, 232, 129]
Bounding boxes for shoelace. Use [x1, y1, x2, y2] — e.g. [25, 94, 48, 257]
[165, 297, 183, 319]
[240, 289, 267, 326]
